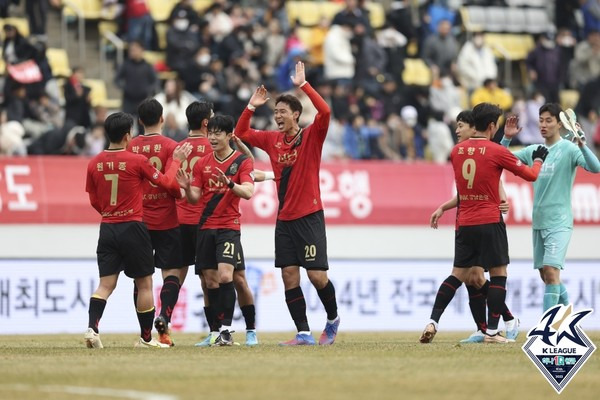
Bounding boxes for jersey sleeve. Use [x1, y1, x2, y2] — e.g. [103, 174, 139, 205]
[238, 157, 255, 185]
[574, 144, 600, 172]
[497, 146, 541, 181]
[234, 107, 272, 149]
[512, 145, 534, 166]
[139, 156, 181, 192]
[301, 82, 331, 142]
[85, 163, 101, 213]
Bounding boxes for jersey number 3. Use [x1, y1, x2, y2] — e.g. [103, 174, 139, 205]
[462, 159, 476, 189]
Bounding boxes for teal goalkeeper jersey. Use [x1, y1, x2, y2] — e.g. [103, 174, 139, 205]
[506, 139, 600, 229]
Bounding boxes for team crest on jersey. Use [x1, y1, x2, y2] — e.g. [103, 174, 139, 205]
[228, 163, 238, 175]
[516, 160, 522, 166]
[522, 304, 596, 394]
[153, 171, 159, 180]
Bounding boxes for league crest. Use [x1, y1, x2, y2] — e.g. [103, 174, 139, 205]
[522, 304, 596, 394]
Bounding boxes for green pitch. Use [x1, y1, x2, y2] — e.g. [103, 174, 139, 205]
[0, 332, 598, 400]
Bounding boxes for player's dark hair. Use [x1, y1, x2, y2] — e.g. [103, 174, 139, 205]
[186, 101, 214, 130]
[207, 115, 235, 134]
[456, 110, 474, 127]
[104, 112, 133, 143]
[275, 94, 303, 123]
[137, 98, 163, 127]
[472, 103, 502, 132]
[539, 103, 562, 121]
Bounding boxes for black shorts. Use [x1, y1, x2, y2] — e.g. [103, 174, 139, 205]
[275, 210, 329, 270]
[454, 222, 509, 269]
[180, 224, 198, 267]
[149, 227, 184, 269]
[195, 229, 245, 273]
[96, 221, 154, 279]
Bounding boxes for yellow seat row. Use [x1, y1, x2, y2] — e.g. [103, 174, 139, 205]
[483, 33, 535, 61]
[0, 17, 30, 38]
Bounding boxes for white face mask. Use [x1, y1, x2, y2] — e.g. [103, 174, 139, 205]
[173, 19, 189, 31]
[196, 54, 211, 66]
[237, 87, 251, 100]
[473, 36, 484, 48]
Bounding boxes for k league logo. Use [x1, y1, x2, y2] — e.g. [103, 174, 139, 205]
[522, 304, 596, 394]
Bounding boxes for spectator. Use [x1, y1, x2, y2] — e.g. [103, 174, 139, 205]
[179, 47, 212, 95]
[0, 118, 26, 156]
[25, 0, 56, 40]
[323, 22, 355, 85]
[262, 0, 290, 35]
[332, 0, 372, 34]
[206, 3, 233, 43]
[470, 78, 513, 112]
[456, 31, 498, 92]
[162, 112, 187, 142]
[264, 19, 286, 67]
[322, 118, 348, 161]
[354, 31, 387, 94]
[582, 0, 600, 37]
[114, 41, 158, 117]
[381, 75, 405, 120]
[388, 0, 417, 42]
[397, 105, 426, 160]
[526, 31, 564, 103]
[64, 67, 92, 128]
[2, 24, 40, 97]
[570, 30, 600, 89]
[427, 116, 454, 164]
[512, 92, 545, 146]
[166, 8, 201, 74]
[376, 22, 407, 86]
[168, 0, 201, 31]
[430, 72, 462, 118]
[123, 0, 154, 50]
[421, 19, 459, 77]
[154, 79, 196, 131]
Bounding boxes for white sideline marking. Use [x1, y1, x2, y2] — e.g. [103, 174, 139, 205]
[0, 384, 179, 400]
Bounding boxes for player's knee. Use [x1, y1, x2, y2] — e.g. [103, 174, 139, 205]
[307, 270, 328, 289]
[281, 267, 300, 288]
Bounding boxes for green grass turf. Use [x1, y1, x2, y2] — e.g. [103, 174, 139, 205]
[0, 332, 598, 400]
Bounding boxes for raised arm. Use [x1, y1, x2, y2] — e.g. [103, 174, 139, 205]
[292, 62, 330, 134]
[573, 125, 600, 172]
[235, 86, 270, 148]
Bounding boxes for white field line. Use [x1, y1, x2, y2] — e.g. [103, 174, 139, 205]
[0, 384, 179, 400]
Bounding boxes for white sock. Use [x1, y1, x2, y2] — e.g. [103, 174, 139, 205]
[487, 329, 498, 336]
[220, 326, 231, 333]
[298, 331, 311, 336]
[505, 319, 516, 331]
[428, 320, 439, 330]
[327, 316, 339, 324]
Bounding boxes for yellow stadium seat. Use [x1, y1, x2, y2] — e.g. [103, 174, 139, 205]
[320, 2, 343, 21]
[98, 21, 118, 37]
[295, 26, 315, 48]
[366, 2, 385, 29]
[46, 48, 72, 77]
[84, 78, 121, 109]
[286, 1, 301, 26]
[484, 34, 534, 60]
[0, 49, 4, 75]
[154, 22, 169, 50]
[62, 0, 102, 20]
[0, 17, 30, 39]
[193, 0, 213, 13]
[560, 90, 580, 111]
[295, 1, 321, 26]
[146, 0, 177, 22]
[143, 50, 166, 66]
[402, 58, 432, 86]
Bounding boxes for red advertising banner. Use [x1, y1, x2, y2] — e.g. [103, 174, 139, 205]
[1, 157, 599, 225]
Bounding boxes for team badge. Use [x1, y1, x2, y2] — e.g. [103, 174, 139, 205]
[522, 304, 596, 394]
[229, 163, 238, 175]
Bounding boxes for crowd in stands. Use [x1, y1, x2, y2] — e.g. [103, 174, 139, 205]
[2, 0, 600, 161]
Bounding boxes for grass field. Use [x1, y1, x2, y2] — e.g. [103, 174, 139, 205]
[0, 332, 598, 400]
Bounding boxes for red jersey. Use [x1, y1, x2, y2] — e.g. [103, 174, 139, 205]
[85, 149, 180, 223]
[451, 138, 541, 226]
[190, 150, 254, 230]
[235, 82, 330, 221]
[176, 135, 211, 225]
[128, 133, 180, 230]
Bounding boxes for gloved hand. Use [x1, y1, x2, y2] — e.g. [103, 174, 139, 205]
[532, 145, 549, 163]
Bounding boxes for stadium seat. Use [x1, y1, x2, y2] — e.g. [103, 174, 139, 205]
[461, 6, 486, 32]
[62, 0, 102, 20]
[295, 26, 316, 49]
[526, 8, 551, 34]
[0, 49, 4, 75]
[147, 0, 177, 22]
[46, 48, 72, 77]
[320, 2, 344, 22]
[192, 0, 214, 13]
[366, 2, 385, 29]
[98, 20, 118, 37]
[484, 33, 534, 60]
[0, 17, 30, 38]
[560, 89, 580, 111]
[285, 1, 301, 26]
[155, 22, 169, 50]
[402, 58, 432, 86]
[484, 7, 507, 33]
[295, 2, 321, 26]
[84, 79, 122, 109]
[505, 7, 527, 33]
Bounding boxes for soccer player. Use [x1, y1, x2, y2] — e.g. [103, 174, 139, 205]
[178, 115, 255, 346]
[429, 110, 519, 343]
[128, 98, 185, 346]
[234, 61, 340, 346]
[420, 102, 549, 344]
[177, 102, 263, 346]
[84, 112, 191, 349]
[500, 104, 600, 311]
